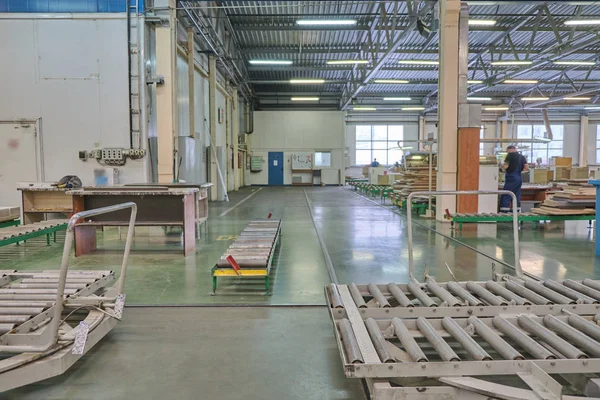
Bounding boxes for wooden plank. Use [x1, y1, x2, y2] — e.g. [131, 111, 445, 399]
[337, 285, 380, 364]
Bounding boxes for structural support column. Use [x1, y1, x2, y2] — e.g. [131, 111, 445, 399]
[418, 115, 426, 151]
[155, 0, 178, 183]
[187, 28, 195, 138]
[209, 55, 218, 200]
[233, 89, 240, 191]
[580, 114, 589, 167]
[436, 0, 461, 220]
[456, 2, 481, 213]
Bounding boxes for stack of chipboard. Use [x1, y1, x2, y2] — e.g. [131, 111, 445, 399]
[0, 207, 20, 223]
[392, 168, 437, 202]
[532, 180, 595, 215]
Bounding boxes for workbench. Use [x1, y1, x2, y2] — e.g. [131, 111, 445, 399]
[125, 182, 212, 233]
[498, 183, 553, 202]
[18, 187, 74, 224]
[67, 187, 198, 256]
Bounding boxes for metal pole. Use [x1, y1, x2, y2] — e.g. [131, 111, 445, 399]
[368, 283, 391, 308]
[543, 315, 600, 357]
[563, 280, 600, 301]
[338, 319, 364, 364]
[407, 282, 437, 307]
[492, 316, 556, 360]
[486, 281, 530, 305]
[388, 283, 413, 307]
[468, 316, 524, 360]
[365, 318, 396, 363]
[466, 282, 508, 306]
[447, 281, 484, 306]
[543, 280, 598, 304]
[392, 317, 428, 362]
[407, 190, 521, 281]
[417, 317, 460, 362]
[522, 280, 574, 305]
[517, 315, 587, 359]
[349, 283, 367, 308]
[442, 316, 492, 361]
[425, 278, 462, 307]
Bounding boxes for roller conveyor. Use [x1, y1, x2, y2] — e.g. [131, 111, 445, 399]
[448, 212, 595, 230]
[0, 202, 136, 393]
[211, 219, 281, 294]
[0, 220, 68, 247]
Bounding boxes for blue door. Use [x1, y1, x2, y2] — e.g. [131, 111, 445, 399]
[268, 152, 284, 186]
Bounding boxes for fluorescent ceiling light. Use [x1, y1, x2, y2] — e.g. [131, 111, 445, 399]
[585, 106, 600, 110]
[326, 60, 368, 65]
[484, 106, 509, 111]
[401, 146, 413, 150]
[248, 60, 292, 65]
[490, 60, 533, 66]
[353, 107, 377, 111]
[373, 79, 409, 84]
[291, 97, 319, 101]
[383, 97, 412, 101]
[467, 97, 493, 101]
[521, 97, 549, 101]
[564, 19, 600, 26]
[289, 79, 325, 84]
[402, 107, 425, 111]
[504, 79, 538, 84]
[296, 19, 357, 25]
[534, 137, 552, 143]
[468, 19, 497, 26]
[397, 60, 439, 65]
[468, 80, 484, 84]
[554, 60, 596, 66]
[564, 96, 591, 101]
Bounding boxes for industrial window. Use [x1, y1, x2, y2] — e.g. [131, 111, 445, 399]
[596, 125, 600, 163]
[480, 125, 485, 156]
[355, 125, 404, 165]
[314, 151, 331, 167]
[516, 124, 564, 165]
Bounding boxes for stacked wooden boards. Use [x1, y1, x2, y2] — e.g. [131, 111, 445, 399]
[532, 180, 595, 215]
[392, 167, 437, 203]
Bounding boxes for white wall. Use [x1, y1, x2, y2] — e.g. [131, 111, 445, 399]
[251, 111, 345, 185]
[0, 16, 147, 187]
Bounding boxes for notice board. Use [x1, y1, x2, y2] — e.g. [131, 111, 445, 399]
[292, 153, 313, 170]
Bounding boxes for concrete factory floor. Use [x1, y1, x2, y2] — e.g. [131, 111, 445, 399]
[3, 186, 600, 399]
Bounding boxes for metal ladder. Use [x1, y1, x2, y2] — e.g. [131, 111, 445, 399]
[128, 0, 141, 149]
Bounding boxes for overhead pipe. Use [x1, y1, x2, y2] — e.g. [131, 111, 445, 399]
[244, 101, 254, 134]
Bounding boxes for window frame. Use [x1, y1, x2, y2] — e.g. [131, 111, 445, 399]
[515, 124, 564, 165]
[355, 125, 404, 166]
[314, 151, 332, 167]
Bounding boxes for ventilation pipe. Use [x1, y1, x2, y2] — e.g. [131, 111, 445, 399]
[244, 101, 254, 134]
[542, 109, 553, 140]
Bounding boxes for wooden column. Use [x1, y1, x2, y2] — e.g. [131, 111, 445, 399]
[457, 127, 480, 212]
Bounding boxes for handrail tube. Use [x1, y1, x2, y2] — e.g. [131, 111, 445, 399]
[0, 202, 137, 354]
[407, 190, 521, 282]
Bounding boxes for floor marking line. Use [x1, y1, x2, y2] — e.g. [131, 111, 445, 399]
[347, 188, 537, 279]
[304, 189, 339, 284]
[219, 188, 264, 217]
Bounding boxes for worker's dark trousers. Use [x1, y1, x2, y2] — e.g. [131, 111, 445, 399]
[499, 174, 522, 212]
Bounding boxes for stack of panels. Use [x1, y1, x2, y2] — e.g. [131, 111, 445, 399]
[0, 207, 20, 223]
[216, 219, 281, 268]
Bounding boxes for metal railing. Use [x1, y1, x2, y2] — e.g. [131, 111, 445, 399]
[0, 202, 137, 353]
[407, 190, 521, 282]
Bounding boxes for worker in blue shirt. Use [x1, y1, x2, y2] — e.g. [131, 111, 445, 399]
[499, 145, 529, 212]
[371, 158, 380, 167]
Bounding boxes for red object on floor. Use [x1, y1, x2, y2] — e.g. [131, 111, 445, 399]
[267, 213, 272, 219]
[226, 255, 242, 276]
[445, 209, 452, 219]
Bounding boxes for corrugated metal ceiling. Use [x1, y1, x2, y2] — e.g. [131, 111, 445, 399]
[195, 1, 600, 109]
